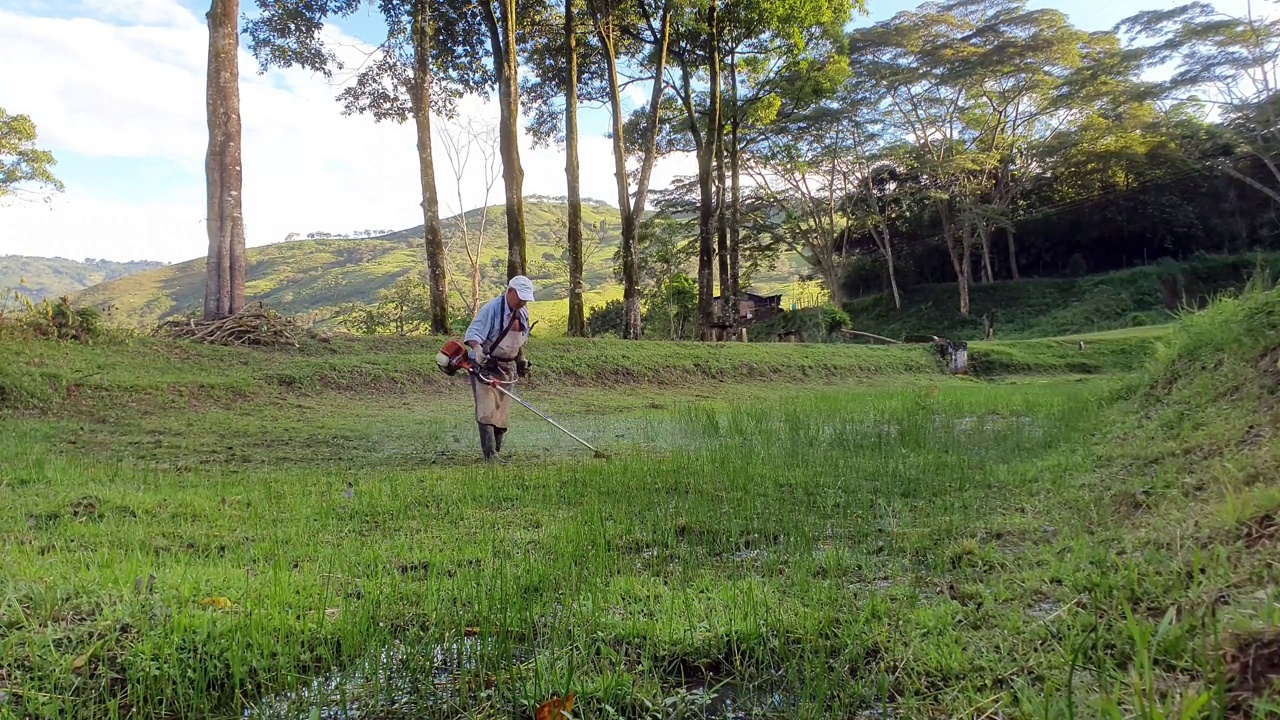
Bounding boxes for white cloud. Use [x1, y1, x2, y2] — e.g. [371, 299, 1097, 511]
[0, 1, 697, 264]
[1, 192, 203, 263]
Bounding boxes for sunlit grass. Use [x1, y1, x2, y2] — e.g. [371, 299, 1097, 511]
[2, 286, 1278, 718]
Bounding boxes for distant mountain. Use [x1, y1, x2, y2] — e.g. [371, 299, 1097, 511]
[72, 200, 804, 331]
[0, 256, 167, 302]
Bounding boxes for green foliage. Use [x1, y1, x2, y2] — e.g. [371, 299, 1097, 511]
[819, 302, 850, 335]
[590, 272, 697, 340]
[585, 298, 625, 338]
[1143, 270, 1279, 402]
[643, 272, 697, 340]
[0, 107, 64, 200]
[338, 274, 435, 335]
[0, 294, 103, 343]
[1118, 2, 1280, 201]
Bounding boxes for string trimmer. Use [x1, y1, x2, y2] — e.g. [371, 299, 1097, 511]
[436, 340, 609, 459]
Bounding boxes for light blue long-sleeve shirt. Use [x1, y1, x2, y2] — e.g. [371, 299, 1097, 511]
[464, 295, 529, 351]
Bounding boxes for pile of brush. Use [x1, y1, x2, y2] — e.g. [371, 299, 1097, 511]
[155, 304, 298, 347]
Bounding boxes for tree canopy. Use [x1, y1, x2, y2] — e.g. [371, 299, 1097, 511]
[0, 108, 64, 202]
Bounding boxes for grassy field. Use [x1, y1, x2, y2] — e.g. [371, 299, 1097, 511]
[1, 291, 1278, 719]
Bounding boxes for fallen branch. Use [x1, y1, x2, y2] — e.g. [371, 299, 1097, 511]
[839, 329, 902, 345]
[154, 303, 299, 347]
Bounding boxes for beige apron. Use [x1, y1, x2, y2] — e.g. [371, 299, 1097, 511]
[471, 313, 526, 429]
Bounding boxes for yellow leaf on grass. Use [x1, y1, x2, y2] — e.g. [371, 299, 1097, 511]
[535, 692, 576, 720]
[201, 596, 233, 610]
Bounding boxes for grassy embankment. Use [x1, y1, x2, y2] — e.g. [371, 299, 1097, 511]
[0, 299, 1276, 718]
[755, 253, 1280, 343]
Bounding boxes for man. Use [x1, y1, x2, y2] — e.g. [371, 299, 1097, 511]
[464, 275, 535, 461]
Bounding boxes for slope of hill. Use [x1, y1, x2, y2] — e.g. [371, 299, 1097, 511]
[73, 200, 803, 331]
[74, 201, 627, 328]
[0, 256, 166, 302]
[842, 253, 1280, 340]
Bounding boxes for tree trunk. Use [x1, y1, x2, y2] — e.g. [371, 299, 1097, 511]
[204, 0, 245, 321]
[481, 0, 526, 279]
[599, 23, 641, 339]
[696, 1, 721, 340]
[626, 0, 671, 219]
[471, 264, 480, 315]
[715, 109, 729, 306]
[620, 216, 642, 338]
[872, 225, 901, 309]
[979, 224, 994, 284]
[591, 0, 669, 341]
[727, 54, 741, 332]
[886, 249, 902, 309]
[1005, 225, 1019, 280]
[821, 255, 843, 306]
[940, 203, 970, 319]
[564, 0, 585, 336]
[411, 0, 448, 334]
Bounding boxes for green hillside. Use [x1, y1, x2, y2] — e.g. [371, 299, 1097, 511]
[0, 256, 165, 302]
[844, 254, 1280, 340]
[73, 200, 804, 332]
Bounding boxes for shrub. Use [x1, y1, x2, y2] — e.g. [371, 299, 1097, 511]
[587, 299, 625, 338]
[820, 303, 851, 336]
[0, 294, 103, 342]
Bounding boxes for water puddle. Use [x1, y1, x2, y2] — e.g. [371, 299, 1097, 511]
[244, 640, 797, 719]
[245, 637, 520, 719]
[665, 679, 789, 719]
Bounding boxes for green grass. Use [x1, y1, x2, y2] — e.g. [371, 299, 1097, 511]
[838, 253, 1280, 341]
[967, 327, 1170, 378]
[1, 287, 1278, 719]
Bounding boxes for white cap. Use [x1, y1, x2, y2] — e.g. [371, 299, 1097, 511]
[508, 275, 535, 302]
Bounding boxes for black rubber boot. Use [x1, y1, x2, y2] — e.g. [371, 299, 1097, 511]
[478, 423, 497, 461]
[494, 427, 507, 454]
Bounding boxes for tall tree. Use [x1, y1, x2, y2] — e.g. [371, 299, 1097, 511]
[245, 0, 486, 334]
[829, 89, 908, 308]
[588, 0, 673, 339]
[665, 1, 723, 338]
[0, 108, 64, 202]
[951, 1, 1096, 281]
[847, 0, 1004, 316]
[479, 0, 536, 278]
[520, 0, 596, 333]
[1119, 2, 1280, 204]
[720, 0, 855, 319]
[664, 0, 854, 334]
[204, 0, 247, 321]
[410, 1, 449, 332]
[564, 0, 586, 336]
[744, 111, 858, 304]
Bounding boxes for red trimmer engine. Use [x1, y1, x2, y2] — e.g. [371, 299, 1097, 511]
[436, 339, 473, 376]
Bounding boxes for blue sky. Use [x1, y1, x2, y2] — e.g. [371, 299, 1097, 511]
[0, 0, 1268, 263]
